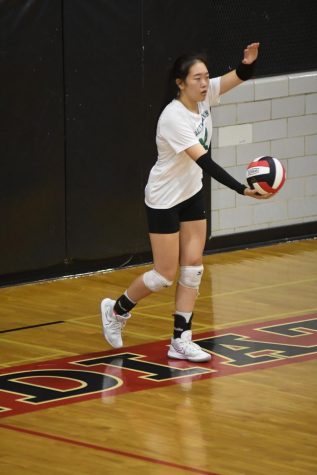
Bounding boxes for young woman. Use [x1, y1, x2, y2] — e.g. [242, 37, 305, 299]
[101, 42, 271, 363]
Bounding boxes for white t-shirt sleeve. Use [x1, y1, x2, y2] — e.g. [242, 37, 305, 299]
[208, 76, 221, 106]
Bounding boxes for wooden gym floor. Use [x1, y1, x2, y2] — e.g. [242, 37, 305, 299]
[0, 239, 317, 475]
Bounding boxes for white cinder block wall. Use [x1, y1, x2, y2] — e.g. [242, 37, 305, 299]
[211, 71, 317, 237]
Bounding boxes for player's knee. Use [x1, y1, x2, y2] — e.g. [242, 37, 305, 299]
[178, 265, 204, 290]
[143, 269, 174, 292]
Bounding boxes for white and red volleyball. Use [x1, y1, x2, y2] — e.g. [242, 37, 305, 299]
[246, 156, 286, 195]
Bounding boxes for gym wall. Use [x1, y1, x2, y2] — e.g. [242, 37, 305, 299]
[1, 0, 317, 284]
[210, 71, 317, 241]
[0, 1, 65, 279]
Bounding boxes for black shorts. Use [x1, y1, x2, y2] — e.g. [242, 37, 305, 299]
[145, 189, 206, 234]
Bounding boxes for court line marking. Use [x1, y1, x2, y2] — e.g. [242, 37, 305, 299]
[67, 312, 175, 324]
[68, 313, 208, 329]
[0, 423, 219, 475]
[212, 307, 317, 330]
[0, 321, 65, 334]
[65, 319, 164, 340]
[130, 312, 211, 330]
[120, 329, 164, 340]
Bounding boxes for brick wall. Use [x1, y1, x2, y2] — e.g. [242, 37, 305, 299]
[211, 71, 317, 236]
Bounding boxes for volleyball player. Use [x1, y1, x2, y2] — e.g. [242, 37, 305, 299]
[101, 43, 271, 363]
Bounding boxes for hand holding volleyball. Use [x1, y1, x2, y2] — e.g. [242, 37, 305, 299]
[245, 156, 286, 198]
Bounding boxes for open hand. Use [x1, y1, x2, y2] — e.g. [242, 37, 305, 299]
[242, 43, 260, 64]
[244, 187, 273, 199]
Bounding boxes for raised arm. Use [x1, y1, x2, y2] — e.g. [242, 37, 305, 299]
[219, 42, 260, 95]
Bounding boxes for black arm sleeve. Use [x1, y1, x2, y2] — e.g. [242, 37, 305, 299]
[196, 153, 247, 195]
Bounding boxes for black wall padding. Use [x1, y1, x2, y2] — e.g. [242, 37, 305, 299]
[195, 0, 317, 79]
[0, 0, 65, 275]
[63, 0, 149, 261]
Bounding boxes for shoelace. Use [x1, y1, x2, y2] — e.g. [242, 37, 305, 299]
[177, 339, 201, 354]
[110, 317, 127, 331]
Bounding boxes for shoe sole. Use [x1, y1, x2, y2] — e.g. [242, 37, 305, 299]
[167, 348, 211, 363]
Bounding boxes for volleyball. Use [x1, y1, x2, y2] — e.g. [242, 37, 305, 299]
[246, 156, 286, 195]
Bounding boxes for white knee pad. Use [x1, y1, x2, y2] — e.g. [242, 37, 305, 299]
[143, 269, 173, 292]
[178, 265, 204, 290]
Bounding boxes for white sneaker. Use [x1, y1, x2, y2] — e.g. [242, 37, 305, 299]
[167, 330, 211, 363]
[101, 298, 131, 348]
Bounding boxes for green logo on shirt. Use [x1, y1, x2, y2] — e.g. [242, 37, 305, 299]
[199, 128, 209, 151]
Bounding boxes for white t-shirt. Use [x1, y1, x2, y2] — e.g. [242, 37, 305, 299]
[144, 76, 221, 209]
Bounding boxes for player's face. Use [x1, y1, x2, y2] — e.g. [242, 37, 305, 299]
[179, 61, 209, 103]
